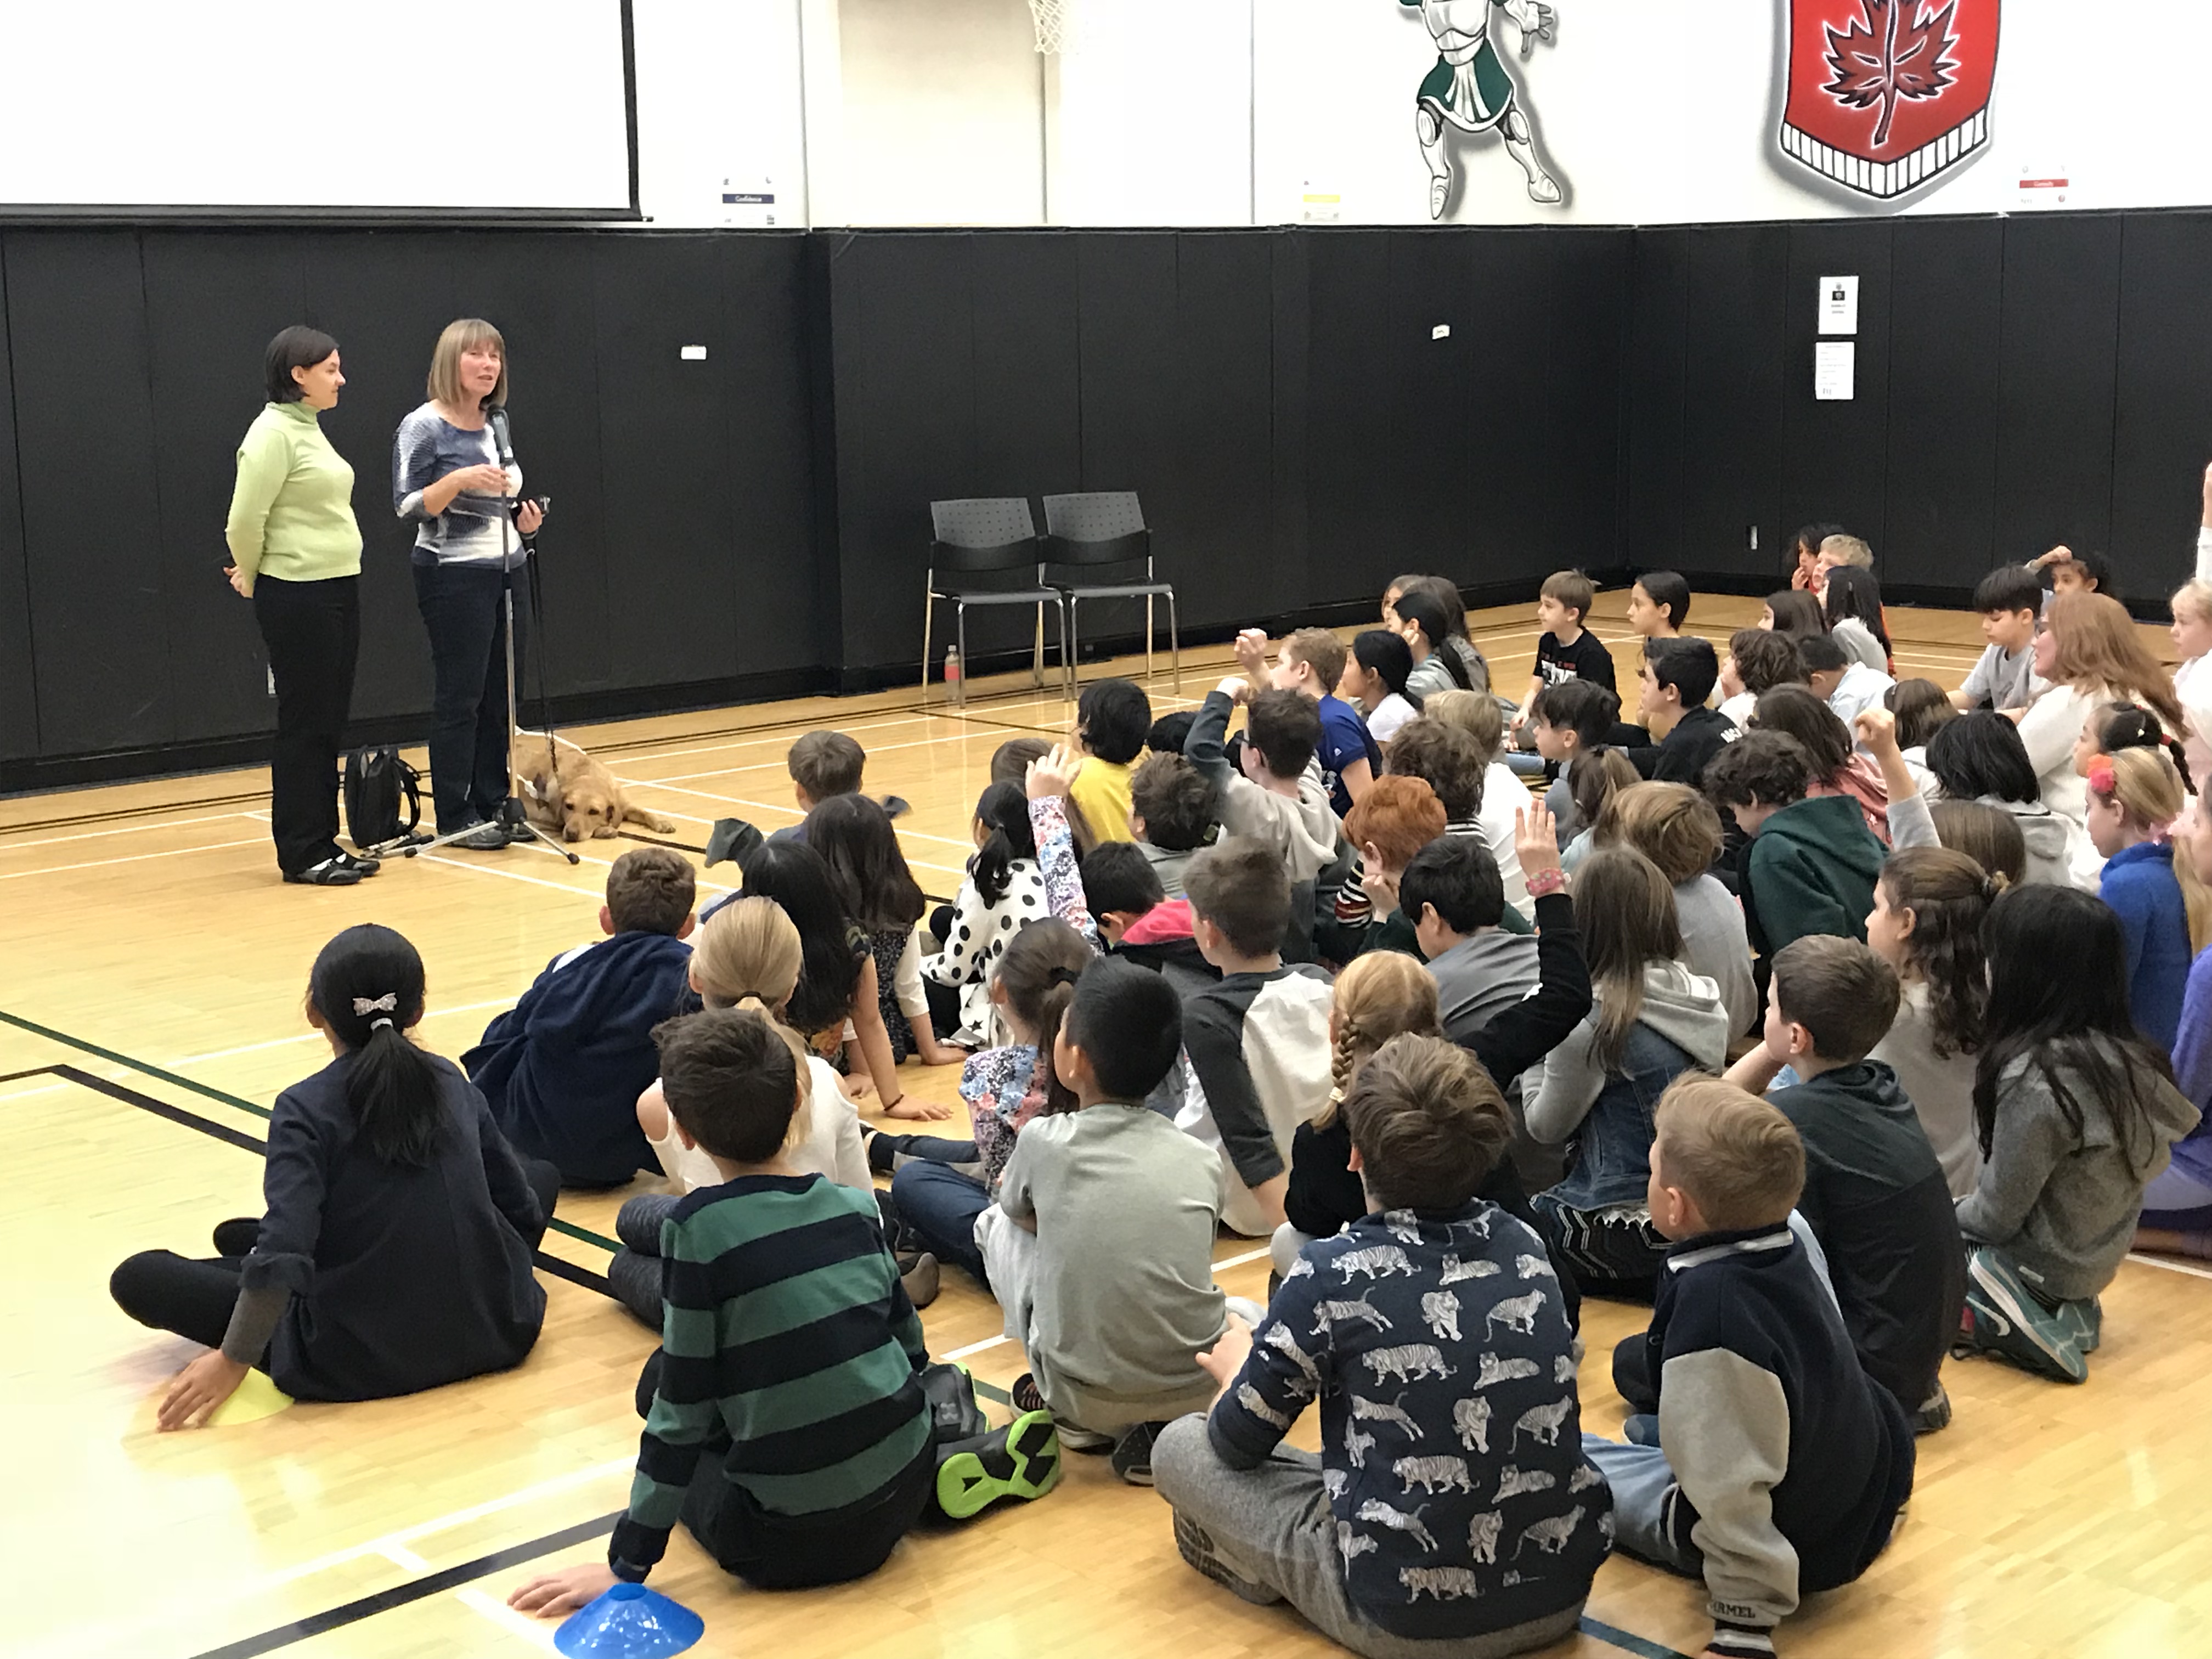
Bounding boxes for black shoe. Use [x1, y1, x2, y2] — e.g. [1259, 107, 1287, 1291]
[922, 1362, 991, 1443]
[1172, 1513, 1280, 1605]
[336, 851, 381, 877]
[1912, 1383, 1953, 1435]
[1111, 1420, 1168, 1486]
[211, 1218, 260, 1257]
[446, 821, 509, 851]
[704, 817, 765, 867]
[901, 1251, 941, 1309]
[284, 857, 364, 885]
[934, 1410, 1063, 1519]
[1009, 1372, 1114, 1449]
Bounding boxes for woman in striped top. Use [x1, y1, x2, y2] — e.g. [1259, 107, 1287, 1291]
[393, 319, 545, 849]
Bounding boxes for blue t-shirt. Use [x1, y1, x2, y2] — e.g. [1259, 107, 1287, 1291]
[1317, 695, 1381, 817]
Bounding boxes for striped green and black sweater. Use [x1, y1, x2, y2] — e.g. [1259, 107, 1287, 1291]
[608, 1173, 932, 1579]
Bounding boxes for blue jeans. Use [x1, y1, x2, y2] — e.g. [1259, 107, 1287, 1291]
[412, 560, 529, 831]
[1579, 1434, 1700, 1579]
[890, 1161, 990, 1281]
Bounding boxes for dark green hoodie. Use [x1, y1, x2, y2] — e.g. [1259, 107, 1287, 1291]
[1746, 794, 1886, 951]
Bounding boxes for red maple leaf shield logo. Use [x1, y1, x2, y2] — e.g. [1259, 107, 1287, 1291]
[1780, 0, 1999, 198]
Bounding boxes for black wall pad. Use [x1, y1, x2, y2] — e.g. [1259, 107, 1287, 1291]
[0, 241, 35, 763]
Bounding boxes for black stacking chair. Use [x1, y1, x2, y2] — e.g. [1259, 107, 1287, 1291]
[924, 497, 1068, 708]
[1040, 491, 1179, 694]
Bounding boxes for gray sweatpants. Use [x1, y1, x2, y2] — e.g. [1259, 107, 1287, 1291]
[1152, 1417, 1586, 1659]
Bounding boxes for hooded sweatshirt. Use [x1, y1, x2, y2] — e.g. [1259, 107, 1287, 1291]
[1527, 960, 1730, 1211]
[465, 932, 699, 1185]
[1980, 794, 2074, 887]
[1742, 794, 1886, 953]
[1184, 689, 1340, 883]
[1115, 899, 1220, 998]
[1956, 1040, 2197, 1301]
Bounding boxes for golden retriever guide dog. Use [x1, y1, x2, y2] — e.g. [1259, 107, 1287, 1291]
[516, 733, 675, 842]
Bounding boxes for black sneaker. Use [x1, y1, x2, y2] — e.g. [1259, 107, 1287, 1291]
[336, 851, 381, 877]
[447, 822, 509, 851]
[934, 1409, 1063, 1519]
[1111, 1420, 1168, 1486]
[284, 857, 363, 886]
[1008, 1372, 1114, 1450]
[1172, 1513, 1280, 1605]
[1911, 1383, 1953, 1435]
[922, 1362, 991, 1443]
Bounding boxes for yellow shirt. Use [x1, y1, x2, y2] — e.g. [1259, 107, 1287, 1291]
[1069, 757, 1135, 843]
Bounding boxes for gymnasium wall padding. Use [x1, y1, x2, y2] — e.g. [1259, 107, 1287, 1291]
[4, 212, 2212, 786]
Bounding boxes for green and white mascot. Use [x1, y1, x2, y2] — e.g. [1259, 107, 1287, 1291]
[1402, 0, 1561, 216]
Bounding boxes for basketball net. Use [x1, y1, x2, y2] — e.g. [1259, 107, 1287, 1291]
[1028, 0, 1076, 54]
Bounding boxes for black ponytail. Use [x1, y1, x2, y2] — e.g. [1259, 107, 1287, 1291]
[1352, 629, 1421, 709]
[1392, 590, 1473, 690]
[971, 780, 1038, 906]
[309, 924, 447, 1167]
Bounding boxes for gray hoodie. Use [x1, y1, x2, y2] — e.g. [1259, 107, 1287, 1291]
[1955, 1040, 2197, 1302]
[1184, 690, 1341, 883]
[1526, 960, 1733, 1145]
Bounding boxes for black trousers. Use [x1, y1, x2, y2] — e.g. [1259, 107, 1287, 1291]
[413, 561, 530, 832]
[252, 575, 360, 874]
[109, 1162, 561, 1358]
[631, 1350, 936, 1589]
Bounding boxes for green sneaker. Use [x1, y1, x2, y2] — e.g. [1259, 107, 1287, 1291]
[2056, 1295, 2102, 1354]
[1963, 1248, 2088, 1384]
[934, 1409, 1063, 1520]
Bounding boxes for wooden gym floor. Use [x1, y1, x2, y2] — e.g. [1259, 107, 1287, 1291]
[3, 591, 2205, 1659]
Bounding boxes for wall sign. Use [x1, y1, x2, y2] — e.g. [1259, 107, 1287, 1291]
[1819, 274, 1860, 334]
[1778, 0, 2000, 200]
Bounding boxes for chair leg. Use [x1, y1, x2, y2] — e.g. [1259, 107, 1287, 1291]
[955, 605, 969, 712]
[1168, 591, 1181, 695]
[1146, 594, 1155, 685]
[1065, 596, 1080, 698]
[921, 592, 935, 706]
[1057, 599, 1073, 703]
[1032, 602, 1045, 691]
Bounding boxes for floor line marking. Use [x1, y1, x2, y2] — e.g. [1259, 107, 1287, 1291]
[942, 1334, 1011, 1361]
[1212, 1245, 1273, 1271]
[2128, 1251, 2212, 1282]
[0, 809, 259, 851]
[172, 998, 517, 1067]
[0, 837, 264, 879]
[0, 1009, 278, 1120]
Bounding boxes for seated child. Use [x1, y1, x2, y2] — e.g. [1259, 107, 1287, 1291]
[1717, 627, 1805, 731]
[112, 925, 555, 1421]
[992, 736, 1098, 854]
[1159, 1034, 1610, 1659]
[1756, 684, 1891, 842]
[769, 729, 907, 842]
[1236, 625, 1380, 815]
[1173, 839, 1335, 1236]
[1628, 636, 1734, 785]
[1584, 1075, 1914, 1659]
[1703, 729, 1885, 952]
[609, 895, 881, 1325]
[1070, 678, 1152, 844]
[983, 958, 1235, 1481]
[2172, 577, 2212, 711]
[922, 780, 1046, 1047]
[1799, 632, 1894, 736]
[1337, 628, 1422, 744]
[2086, 746, 2205, 1052]
[1951, 566, 2045, 712]
[1399, 836, 1537, 1043]
[1561, 748, 1639, 873]
[807, 792, 963, 1065]
[2137, 780, 2212, 1254]
[885, 917, 1092, 1283]
[1865, 849, 2000, 1198]
[466, 847, 699, 1187]
[1128, 748, 1220, 898]
[507, 1008, 1063, 1618]
[1526, 849, 1730, 1296]
[1592, 782, 1755, 1040]
[1082, 842, 1216, 996]
[1527, 678, 1621, 839]
[1421, 687, 1536, 922]
[1724, 937, 1965, 1431]
[1333, 759, 1454, 955]
[1186, 676, 1339, 888]
[1954, 887, 2197, 1383]
[1514, 568, 1617, 733]
[1822, 566, 1894, 674]
[1627, 569, 1690, 639]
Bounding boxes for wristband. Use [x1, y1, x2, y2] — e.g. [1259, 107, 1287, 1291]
[1525, 867, 1567, 899]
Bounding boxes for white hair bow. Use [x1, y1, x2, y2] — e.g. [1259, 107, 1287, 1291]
[353, 994, 400, 1016]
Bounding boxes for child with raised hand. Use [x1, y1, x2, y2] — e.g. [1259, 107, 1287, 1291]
[1339, 628, 1423, 743]
[738, 839, 943, 1120]
[509, 1008, 1063, 1618]
[1584, 1076, 1913, 1659]
[985, 958, 1236, 1484]
[1238, 625, 1380, 814]
[1526, 848, 1730, 1297]
[1953, 887, 2197, 1383]
[2085, 745, 2210, 1052]
[610, 895, 891, 1325]
[466, 846, 699, 1188]
[112, 924, 555, 1425]
[1159, 1034, 1608, 1659]
[1864, 848, 2002, 1198]
[885, 917, 1093, 1284]
[922, 778, 1047, 1048]
[1723, 936, 1966, 1431]
[805, 792, 964, 1067]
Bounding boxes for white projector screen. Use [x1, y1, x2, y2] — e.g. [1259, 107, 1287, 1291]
[0, 1, 634, 215]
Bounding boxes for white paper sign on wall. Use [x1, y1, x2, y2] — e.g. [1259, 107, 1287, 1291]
[1818, 275, 1859, 336]
[1814, 341, 1856, 401]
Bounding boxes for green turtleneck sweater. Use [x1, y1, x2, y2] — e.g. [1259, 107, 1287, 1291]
[224, 400, 362, 594]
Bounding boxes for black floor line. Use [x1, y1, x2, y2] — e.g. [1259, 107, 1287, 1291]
[184, 1510, 624, 1659]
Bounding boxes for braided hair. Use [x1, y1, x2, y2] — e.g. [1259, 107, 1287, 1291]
[1318, 952, 1441, 1128]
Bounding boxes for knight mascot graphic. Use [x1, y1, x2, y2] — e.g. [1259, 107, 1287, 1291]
[1401, 0, 1562, 216]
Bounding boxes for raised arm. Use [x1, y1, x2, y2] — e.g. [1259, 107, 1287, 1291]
[1464, 805, 1594, 1086]
[1855, 709, 1937, 850]
[1025, 748, 1099, 950]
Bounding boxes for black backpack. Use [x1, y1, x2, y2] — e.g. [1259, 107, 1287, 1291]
[343, 746, 423, 850]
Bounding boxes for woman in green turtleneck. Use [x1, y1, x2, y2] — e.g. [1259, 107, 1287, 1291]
[224, 326, 370, 887]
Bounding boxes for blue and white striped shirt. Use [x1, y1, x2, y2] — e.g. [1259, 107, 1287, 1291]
[392, 403, 524, 568]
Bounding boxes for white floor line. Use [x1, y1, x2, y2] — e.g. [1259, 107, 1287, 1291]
[0, 838, 264, 880]
[455, 1587, 562, 1650]
[170, 997, 519, 1066]
[2127, 1251, 2212, 1282]
[614, 777, 979, 852]
[411, 853, 624, 898]
[606, 715, 940, 769]
[943, 1334, 1012, 1361]
[1213, 1244, 1273, 1271]
[636, 727, 1018, 787]
[0, 809, 257, 851]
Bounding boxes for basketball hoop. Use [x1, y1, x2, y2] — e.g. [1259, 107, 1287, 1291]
[1028, 0, 1075, 54]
